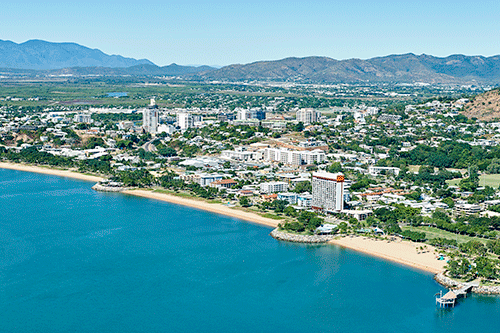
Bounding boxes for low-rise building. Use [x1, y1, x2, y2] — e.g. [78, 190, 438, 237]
[209, 179, 238, 189]
[368, 166, 400, 176]
[260, 181, 289, 194]
[297, 193, 313, 207]
[454, 203, 481, 216]
[277, 192, 298, 204]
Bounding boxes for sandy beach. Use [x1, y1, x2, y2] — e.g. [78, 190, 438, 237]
[1, 161, 446, 274]
[0, 162, 104, 182]
[330, 236, 446, 274]
[123, 189, 281, 228]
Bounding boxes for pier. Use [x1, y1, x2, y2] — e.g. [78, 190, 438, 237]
[436, 282, 479, 307]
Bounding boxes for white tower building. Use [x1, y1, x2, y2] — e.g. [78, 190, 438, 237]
[296, 108, 321, 124]
[177, 112, 194, 130]
[143, 99, 159, 134]
[311, 172, 345, 212]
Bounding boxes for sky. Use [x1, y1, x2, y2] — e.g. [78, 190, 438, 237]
[1, 0, 500, 67]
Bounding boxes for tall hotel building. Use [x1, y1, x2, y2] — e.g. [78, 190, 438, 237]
[311, 172, 345, 212]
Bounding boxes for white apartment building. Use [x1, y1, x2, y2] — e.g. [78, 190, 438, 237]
[368, 166, 400, 176]
[297, 193, 313, 207]
[260, 182, 289, 194]
[221, 147, 259, 161]
[311, 172, 345, 212]
[177, 112, 194, 130]
[236, 108, 250, 121]
[180, 173, 225, 187]
[73, 113, 92, 124]
[143, 108, 158, 134]
[277, 192, 299, 204]
[296, 108, 321, 124]
[262, 148, 326, 166]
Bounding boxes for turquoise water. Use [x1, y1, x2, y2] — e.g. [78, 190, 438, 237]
[1, 168, 499, 333]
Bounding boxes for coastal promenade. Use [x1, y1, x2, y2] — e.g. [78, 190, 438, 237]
[0, 162, 445, 275]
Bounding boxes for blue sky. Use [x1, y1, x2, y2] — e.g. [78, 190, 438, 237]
[1, 0, 499, 66]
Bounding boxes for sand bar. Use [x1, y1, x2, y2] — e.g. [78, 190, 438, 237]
[330, 236, 446, 274]
[123, 189, 280, 229]
[0, 162, 104, 182]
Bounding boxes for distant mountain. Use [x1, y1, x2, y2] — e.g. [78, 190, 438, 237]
[16, 63, 215, 77]
[196, 54, 500, 84]
[0, 39, 155, 70]
[2, 41, 500, 84]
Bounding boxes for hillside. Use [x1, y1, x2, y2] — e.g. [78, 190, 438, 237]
[462, 88, 500, 120]
[197, 54, 500, 84]
[40, 63, 215, 76]
[0, 39, 155, 70]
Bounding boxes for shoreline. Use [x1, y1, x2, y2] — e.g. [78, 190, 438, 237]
[123, 189, 280, 228]
[1, 161, 445, 275]
[0, 162, 104, 182]
[329, 236, 446, 274]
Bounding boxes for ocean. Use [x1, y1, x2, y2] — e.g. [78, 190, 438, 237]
[1, 168, 499, 333]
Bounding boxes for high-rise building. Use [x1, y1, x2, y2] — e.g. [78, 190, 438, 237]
[249, 108, 266, 120]
[236, 108, 266, 121]
[218, 112, 235, 122]
[177, 112, 194, 130]
[311, 172, 345, 212]
[296, 108, 321, 124]
[143, 98, 159, 134]
[236, 109, 250, 120]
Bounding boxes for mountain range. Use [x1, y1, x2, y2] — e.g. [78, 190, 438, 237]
[0, 39, 154, 70]
[196, 54, 500, 84]
[1, 39, 500, 84]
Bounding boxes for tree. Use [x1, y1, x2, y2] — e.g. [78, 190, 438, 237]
[284, 206, 298, 217]
[328, 162, 342, 173]
[459, 176, 478, 192]
[157, 144, 177, 157]
[442, 197, 455, 208]
[84, 137, 105, 149]
[293, 181, 311, 193]
[273, 200, 288, 213]
[239, 196, 251, 207]
[486, 158, 500, 174]
[338, 222, 349, 234]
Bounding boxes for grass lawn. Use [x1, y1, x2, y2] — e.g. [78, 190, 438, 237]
[258, 212, 285, 220]
[152, 189, 200, 199]
[478, 174, 500, 188]
[445, 174, 500, 188]
[402, 225, 492, 245]
[408, 165, 420, 173]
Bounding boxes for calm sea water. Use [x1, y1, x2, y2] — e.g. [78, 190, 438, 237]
[1, 168, 499, 333]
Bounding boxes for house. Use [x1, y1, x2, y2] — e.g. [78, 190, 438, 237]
[210, 179, 238, 189]
[261, 193, 278, 202]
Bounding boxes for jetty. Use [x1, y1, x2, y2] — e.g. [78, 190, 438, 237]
[436, 282, 479, 307]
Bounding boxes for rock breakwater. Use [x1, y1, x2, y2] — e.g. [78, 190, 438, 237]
[270, 229, 333, 243]
[434, 272, 500, 295]
[91, 183, 130, 192]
